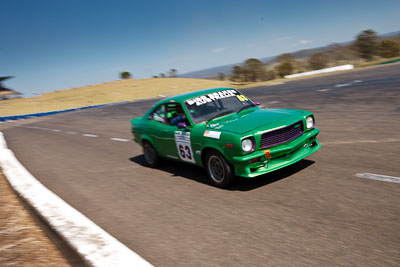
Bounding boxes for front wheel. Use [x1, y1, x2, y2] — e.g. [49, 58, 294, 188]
[206, 151, 235, 188]
[143, 141, 159, 167]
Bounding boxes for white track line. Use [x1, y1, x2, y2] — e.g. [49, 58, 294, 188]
[16, 126, 38, 129]
[83, 134, 98, 138]
[110, 138, 130, 142]
[355, 173, 400, 184]
[334, 83, 351, 88]
[321, 138, 400, 146]
[317, 88, 331, 92]
[0, 132, 152, 267]
[66, 131, 78, 134]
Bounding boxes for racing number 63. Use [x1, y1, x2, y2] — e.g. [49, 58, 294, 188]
[179, 144, 192, 160]
[175, 131, 195, 163]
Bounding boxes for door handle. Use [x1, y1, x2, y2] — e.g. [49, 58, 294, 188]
[161, 130, 168, 134]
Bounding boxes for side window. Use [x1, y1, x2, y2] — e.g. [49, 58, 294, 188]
[165, 103, 190, 126]
[150, 105, 166, 123]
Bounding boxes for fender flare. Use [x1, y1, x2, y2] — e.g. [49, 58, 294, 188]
[140, 134, 160, 153]
[201, 143, 231, 167]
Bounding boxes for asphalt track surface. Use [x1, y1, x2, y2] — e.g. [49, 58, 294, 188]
[2, 63, 400, 266]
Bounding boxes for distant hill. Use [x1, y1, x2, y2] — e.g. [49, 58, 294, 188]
[380, 30, 400, 38]
[180, 31, 400, 79]
[179, 63, 238, 79]
[180, 56, 275, 79]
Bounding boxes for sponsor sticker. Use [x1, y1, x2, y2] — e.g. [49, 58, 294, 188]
[236, 94, 249, 102]
[204, 130, 221, 139]
[209, 123, 219, 128]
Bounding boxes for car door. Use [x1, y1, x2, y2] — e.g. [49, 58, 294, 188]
[147, 104, 172, 157]
[162, 103, 195, 163]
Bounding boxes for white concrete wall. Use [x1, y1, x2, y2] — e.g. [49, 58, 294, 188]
[285, 64, 354, 79]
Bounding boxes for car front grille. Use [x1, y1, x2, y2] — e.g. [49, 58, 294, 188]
[260, 121, 304, 148]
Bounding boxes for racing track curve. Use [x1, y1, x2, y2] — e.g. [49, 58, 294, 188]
[1, 63, 400, 266]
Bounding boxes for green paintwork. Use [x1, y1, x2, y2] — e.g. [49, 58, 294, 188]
[131, 87, 321, 178]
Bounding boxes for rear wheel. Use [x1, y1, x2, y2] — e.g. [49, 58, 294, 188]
[206, 150, 235, 188]
[143, 141, 159, 167]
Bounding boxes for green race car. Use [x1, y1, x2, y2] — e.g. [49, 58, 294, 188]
[131, 87, 321, 188]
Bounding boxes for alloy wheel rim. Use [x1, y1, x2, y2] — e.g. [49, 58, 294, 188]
[208, 155, 225, 182]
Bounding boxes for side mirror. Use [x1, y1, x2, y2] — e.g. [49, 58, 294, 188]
[254, 101, 260, 106]
[148, 114, 153, 120]
[177, 122, 187, 129]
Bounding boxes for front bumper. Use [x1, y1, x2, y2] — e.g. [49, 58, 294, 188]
[232, 128, 321, 178]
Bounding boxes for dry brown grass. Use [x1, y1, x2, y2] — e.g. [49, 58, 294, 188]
[0, 171, 71, 266]
[0, 78, 233, 116]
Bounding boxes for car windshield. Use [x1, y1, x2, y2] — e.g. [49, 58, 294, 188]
[184, 89, 255, 124]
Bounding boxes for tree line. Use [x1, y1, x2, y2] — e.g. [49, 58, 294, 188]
[120, 69, 178, 80]
[227, 29, 400, 83]
[119, 29, 399, 81]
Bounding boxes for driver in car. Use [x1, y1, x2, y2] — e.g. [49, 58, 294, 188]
[170, 105, 186, 125]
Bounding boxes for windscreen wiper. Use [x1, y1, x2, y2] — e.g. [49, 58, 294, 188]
[207, 110, 234, 123]
[237, 104, 256, 114]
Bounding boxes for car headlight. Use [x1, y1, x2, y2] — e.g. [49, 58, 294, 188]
[241, 138, 254, 152]
[306, 116, 314, 129]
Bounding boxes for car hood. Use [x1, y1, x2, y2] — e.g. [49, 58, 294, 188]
[206, 108, 305, 134]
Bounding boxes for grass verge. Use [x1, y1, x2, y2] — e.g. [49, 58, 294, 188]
[0, 78, 233, 116]
[0, 170, 83, 266]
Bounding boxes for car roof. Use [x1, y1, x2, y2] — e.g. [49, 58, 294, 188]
[157, 87, 236, 105]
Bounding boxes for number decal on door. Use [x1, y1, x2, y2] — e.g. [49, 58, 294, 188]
[179, 144, 185, 158]
[175, 131, 195, 163]
[185, 146, 192, 160]
[179, 144, 192, 160]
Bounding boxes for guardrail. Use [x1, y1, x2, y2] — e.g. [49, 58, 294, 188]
[284, 64, 354, 79]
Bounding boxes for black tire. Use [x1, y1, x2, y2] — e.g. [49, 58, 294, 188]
[205, 150, 235, 188]
[142, 141, 159, 167]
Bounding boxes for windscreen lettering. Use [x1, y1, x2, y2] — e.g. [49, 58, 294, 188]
[186, 89, 237, 106]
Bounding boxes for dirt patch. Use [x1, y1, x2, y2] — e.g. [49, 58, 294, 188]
[0, 170, 84, 266]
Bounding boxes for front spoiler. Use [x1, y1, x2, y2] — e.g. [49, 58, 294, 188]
[232, 128, 321, 178]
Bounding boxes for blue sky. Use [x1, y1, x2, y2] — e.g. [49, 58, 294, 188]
[1, 0, 399, 96]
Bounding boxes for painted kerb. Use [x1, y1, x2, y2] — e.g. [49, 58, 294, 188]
[0, 132, 153, 267]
